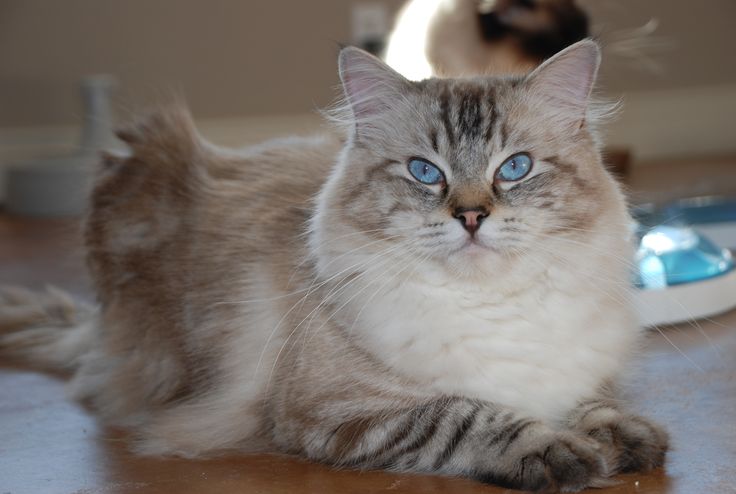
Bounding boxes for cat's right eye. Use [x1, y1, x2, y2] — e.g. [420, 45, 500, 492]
[408, 158, 445, 185]
[495, 153, 533, 182]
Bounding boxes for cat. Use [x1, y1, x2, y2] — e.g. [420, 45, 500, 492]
[385, 0, 589, 80]
[0, 40, 667, 492]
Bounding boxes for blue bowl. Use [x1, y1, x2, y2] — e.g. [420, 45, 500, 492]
[636, 225, 734, 289]
[634, 196, 736, 290]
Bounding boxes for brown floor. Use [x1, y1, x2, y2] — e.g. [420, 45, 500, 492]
[2, 169, 736, 494]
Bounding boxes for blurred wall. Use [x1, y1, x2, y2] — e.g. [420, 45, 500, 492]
[0, 0, 401, 127]
[581, 0, 736, 92]
[1, 0, 735, 159]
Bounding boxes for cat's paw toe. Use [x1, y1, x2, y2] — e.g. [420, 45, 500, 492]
[489, 433, 610, 492]
[539, 434, 610, 492]
[586, 414, 668, 473]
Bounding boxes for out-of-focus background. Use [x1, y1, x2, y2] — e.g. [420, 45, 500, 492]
[0, 0, 735, 208]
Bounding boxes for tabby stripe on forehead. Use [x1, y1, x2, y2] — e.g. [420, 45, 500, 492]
[440, 87, 456, 147]
[457, 88, 483, 140]
[499, 120, 509, 149]
[430, 128, 439, 154]
[483, 87, 498, 143]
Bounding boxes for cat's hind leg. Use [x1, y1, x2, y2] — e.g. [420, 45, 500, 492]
[130, 385, 270, 457]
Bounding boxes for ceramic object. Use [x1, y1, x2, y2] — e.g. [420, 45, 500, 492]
[633, 198, 736, 326]
[5, 76, 117, 216]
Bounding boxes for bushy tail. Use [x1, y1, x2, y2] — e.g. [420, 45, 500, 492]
[0, 285, 95, 373]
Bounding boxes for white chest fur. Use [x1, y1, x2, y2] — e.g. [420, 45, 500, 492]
[341, 262, 640, 423]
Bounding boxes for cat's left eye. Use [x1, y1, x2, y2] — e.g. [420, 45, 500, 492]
[496, 153, 533, 182]
[408, 158, 444, 185]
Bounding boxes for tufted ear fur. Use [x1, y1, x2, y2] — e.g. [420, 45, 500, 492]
[338, 46, 411, 122]
[525, 39, 601, 128]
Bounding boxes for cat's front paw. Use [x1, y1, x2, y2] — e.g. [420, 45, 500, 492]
[483, 432, 611, 493]
[583, 413, 668, 473]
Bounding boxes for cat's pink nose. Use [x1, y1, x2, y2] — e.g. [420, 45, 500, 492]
[453, 207, 488, 235]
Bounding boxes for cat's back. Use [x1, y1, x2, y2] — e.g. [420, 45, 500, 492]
[88, 106, 340, 291]
[74, 106, 343, 419]
[86, 105, 340, 355]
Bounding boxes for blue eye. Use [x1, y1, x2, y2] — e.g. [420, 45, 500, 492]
[496, 153, 533, 182]
[408, 158, 444, 185]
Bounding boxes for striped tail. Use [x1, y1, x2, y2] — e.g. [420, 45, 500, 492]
[0, 285, 95, 373]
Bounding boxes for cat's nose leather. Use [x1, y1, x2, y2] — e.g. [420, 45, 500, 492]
[453, 207, 488, 235]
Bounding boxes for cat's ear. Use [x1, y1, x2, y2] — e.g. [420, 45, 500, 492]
[338, 46, 410, 121]
[525, 39, 601, 127]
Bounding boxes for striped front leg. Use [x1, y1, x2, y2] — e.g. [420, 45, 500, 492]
[294, 397, 612, 492]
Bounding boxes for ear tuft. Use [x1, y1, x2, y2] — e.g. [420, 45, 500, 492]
[338, 47, 409, 121]
[526, 39, 601, 124]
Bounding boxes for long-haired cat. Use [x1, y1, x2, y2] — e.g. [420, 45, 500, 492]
[0, 40, 667, 492]
[386, 0, 589, 79]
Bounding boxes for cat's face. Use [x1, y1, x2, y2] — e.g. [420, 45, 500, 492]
[314, 41, 626, 280]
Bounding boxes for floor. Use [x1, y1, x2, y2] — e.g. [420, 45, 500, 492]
[2, 158, 736, 493]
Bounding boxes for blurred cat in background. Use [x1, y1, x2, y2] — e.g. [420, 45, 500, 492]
[386, 0, 589, 79]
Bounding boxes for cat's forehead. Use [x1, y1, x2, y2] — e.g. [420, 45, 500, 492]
[411, 77, 524, 177]
[420, 76, 521, 97]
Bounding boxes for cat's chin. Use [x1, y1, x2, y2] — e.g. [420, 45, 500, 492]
[463, 240, 491, 255]
[440, 240, 513, 279]
[450, 237, 500, 256]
